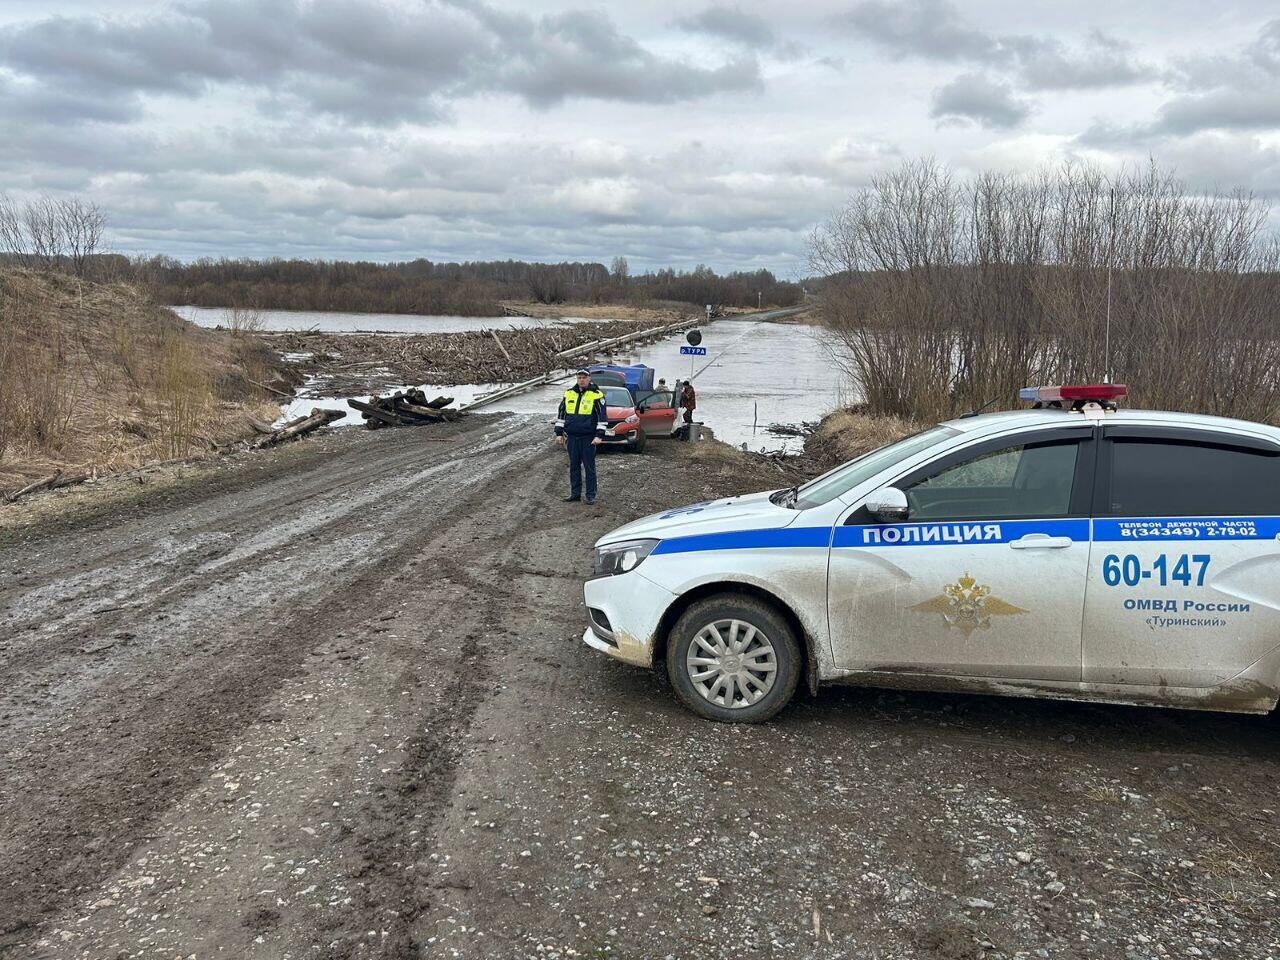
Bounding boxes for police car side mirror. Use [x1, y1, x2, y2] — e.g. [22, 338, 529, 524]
[865, 486, 909, 522]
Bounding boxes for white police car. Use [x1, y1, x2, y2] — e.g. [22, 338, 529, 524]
[583, 385, 1280, 722]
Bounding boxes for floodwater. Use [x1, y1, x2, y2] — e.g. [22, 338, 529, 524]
[489, 318, 851, 454]
[274, 314, 853, 454]
[172, 305, 604, 334]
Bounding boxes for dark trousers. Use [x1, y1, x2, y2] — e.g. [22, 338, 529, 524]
[566, 435, 598, 499]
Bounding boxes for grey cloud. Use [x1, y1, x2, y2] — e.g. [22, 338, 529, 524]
[1143, 19, 1280, 135]
[930, 73, 1031, 129]
[676, 6, 775, 48]
[1009, 32, 1151, 90]
[1152, 88, 1280, 135]
[841, 0, 1153, 90]
[1073, 126, 1280, 201]
[492, 8, 762, 107]
[0, 0, 762, 127]
[843, 0, 999, 63]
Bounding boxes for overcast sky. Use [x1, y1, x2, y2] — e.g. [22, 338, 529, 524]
[1, 0, 1277, 273]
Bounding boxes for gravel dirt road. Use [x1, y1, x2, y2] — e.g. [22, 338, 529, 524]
[1, 417, 1277, 959]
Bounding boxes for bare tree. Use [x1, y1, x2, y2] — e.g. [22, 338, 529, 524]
[60, 198, 106, 278]
[611, 255, 629, 285]
[0, 194, 26, 263]
[24, 196, 67, 270]
[811, 160, 1280, 424]
[0, 194, 107, 275]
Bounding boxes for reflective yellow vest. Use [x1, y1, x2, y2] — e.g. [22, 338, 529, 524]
[562, 387, 604, 416]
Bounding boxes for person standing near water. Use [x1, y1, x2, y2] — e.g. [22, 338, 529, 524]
[680, 381, 697, 425]
[554, 369, 606, 504]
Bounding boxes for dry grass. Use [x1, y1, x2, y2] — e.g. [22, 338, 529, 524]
[0, 269, 285, 489]
[808, 409, 920, 468]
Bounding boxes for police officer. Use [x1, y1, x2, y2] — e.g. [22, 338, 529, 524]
[555, 369, 606, 503]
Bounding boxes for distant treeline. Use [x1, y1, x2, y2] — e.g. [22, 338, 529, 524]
[123, 256, 803, 315]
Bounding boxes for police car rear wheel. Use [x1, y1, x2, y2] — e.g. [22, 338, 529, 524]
[667, 595, 800, 723]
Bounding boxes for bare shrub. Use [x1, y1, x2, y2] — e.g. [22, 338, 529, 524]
[228, 305, 265, 336]
[811, 160, 1280, 424]
[0, 275, 76, 456]
[157, 331, 212, 457]
[0, 288, 16, 464]
[156, 330, 213, 458]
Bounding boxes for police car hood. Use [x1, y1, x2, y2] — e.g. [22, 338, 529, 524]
[595, 489, 792, 546]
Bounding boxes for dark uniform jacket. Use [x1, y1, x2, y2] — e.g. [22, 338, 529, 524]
[555, 383, 607, 438]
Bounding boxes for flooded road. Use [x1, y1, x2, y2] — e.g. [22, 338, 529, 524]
[492, 314, 851, 453]
[274, 309, 852, 453]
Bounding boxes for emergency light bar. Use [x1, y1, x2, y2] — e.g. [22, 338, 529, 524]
[1020, 384, 1128, 404]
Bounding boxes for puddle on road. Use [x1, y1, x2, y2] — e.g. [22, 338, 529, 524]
[275, 318, 854, 454]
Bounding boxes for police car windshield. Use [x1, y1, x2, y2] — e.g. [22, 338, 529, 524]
[601, 387, 633, 408]
[792, 426, 958, 509]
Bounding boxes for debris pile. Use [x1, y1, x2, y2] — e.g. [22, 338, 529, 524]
[348, 389, 461, 430]
[259, 318, 685, 389]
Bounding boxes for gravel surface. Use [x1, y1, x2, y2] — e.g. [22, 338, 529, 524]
[0, 417, 1277, 959]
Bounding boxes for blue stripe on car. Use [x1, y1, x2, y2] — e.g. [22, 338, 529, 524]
[650, 526, 833, 555]
[648, 517, 1279, 556]
[1093, 517, 1280, 541]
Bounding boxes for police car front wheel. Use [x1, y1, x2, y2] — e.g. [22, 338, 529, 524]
[666, 594, 801, 723]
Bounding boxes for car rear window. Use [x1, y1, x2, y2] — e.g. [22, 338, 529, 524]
[1106, 437, 1280, 517]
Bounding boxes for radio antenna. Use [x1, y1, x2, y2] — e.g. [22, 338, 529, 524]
[1104, 186, 1115, 384]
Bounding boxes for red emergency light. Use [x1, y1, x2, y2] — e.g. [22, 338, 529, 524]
[1019, 384, 1128, 405]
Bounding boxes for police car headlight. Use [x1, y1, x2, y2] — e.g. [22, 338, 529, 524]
[592, 539, 659, 577]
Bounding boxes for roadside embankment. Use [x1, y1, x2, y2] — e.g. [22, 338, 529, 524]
[806, 407, 919, 468]
[746, 408, 919, 480]
[0, 269, 300, 492]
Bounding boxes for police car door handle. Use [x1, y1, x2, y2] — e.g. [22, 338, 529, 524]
[1009, 534, 1073, 549]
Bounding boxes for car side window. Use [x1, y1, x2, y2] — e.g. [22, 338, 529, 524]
[903, 439, 1082, 521]
[1105, 437, 1280, 517]
[640, 391, 672, 409]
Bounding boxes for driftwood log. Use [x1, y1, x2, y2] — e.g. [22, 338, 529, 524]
[245, 414, 277, 435]
[348, 389, 460, 430]
[251, 408, 347, 449]
[4, 469, 94, 504]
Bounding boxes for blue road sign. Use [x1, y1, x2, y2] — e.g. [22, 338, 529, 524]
[680, 346, 707, 356]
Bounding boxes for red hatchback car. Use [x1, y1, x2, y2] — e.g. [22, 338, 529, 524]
[598, 385, 676, 452]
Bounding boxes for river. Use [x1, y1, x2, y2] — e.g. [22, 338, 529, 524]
[171, 305, 610, 334]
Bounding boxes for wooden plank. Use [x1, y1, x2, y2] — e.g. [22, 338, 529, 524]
[347, 398, 404, 426]
[391, 400, 448, 421]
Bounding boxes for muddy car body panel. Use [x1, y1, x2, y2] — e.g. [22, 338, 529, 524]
[584, 404, 1280, 716]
